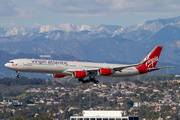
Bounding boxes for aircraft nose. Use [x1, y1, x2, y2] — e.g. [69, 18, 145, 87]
[5, 62, 17, 70]
[5, 63, 11, 68]
[5, 63, 8, 67]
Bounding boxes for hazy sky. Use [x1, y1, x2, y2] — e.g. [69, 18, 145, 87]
[0, 0, 180, 28]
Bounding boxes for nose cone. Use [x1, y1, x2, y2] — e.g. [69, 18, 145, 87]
[5, 62, 17, 70]
[5, 63, 12, 69]
[5, 63, 8, 67]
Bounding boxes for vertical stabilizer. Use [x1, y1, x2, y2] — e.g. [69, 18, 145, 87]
[140, 46, 163, 68]
[136, 46, 163, 74]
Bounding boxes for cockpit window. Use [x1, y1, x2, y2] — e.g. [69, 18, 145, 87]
[8, 61, 14, 63]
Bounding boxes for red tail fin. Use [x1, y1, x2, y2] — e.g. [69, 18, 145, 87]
[140, 46, 163, 68]
[136, 46, 163, 74]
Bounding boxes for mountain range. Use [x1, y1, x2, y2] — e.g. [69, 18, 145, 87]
[1, 17, 180, 42]
[1, 16, 180, 77]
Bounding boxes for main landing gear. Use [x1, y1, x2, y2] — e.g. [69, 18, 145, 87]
[78, 77, 99, 84]
[16, 71, 21, 78]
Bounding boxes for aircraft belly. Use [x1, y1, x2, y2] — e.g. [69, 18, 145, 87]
[110, 67, 139, 77]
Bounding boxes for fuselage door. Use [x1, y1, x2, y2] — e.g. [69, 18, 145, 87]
[18, 61, 23, 66]
[23, 60, 32, 67]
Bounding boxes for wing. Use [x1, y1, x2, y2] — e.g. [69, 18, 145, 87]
[112, 63, 143, 71]
[63, 68, 99, 75]
[63, 62, 145, 77]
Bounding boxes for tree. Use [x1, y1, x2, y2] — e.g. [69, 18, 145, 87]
[140, 93, 149, 101]
[122, 99, 133, 109]
[134, 80, 143, 85]
[34, 112, 55, 120]
[145, 111, 158, 119]
[0, 94, 3, 102]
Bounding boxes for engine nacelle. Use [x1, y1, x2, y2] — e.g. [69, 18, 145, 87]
[98, 68, 112, 76]
[53, 74, 65, 78]
[72, 71, 86, 78]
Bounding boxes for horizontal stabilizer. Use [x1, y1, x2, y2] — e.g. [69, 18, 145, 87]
[147, 66, 173, 71]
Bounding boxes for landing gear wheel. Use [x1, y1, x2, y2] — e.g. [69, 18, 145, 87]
[78, 77, 99, 84]
[16, 71, 21, 78]
[78, 78, 83, 82]
[17, 75, 21, 78]
[94, 81, 99, 84]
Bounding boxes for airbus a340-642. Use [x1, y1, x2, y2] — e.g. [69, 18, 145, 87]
[5, 46, 169, 84]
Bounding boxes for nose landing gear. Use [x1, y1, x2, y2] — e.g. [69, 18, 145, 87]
[16, 71, 21, 78]
[78, 77, 99, 84]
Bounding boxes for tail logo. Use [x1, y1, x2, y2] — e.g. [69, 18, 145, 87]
[137, 46, 162, 74]
[144, 55, 159, 68]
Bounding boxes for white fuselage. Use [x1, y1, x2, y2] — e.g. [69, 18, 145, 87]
[5, 46, 164, 80]
[5, 59, 140, 77]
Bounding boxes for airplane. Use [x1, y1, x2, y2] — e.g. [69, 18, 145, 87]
[5, 46, 169, 84]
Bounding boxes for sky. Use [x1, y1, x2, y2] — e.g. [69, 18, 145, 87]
[0, 0, 180, 28]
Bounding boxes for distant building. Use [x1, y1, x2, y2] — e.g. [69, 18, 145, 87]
[175, 75, 180, 78]
[70, 110, 139, 120]
[153, 89, 160, 92]
[133, 102, 140, 108]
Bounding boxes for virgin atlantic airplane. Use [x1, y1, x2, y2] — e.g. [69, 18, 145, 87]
[5, 46, 169, 84]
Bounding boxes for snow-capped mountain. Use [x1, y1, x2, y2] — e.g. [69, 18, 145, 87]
[0, 23, 122, 42]
[6, 26, 28, 36]
[1, 16, 180, 42]
[39, 23, 94, 33]
[112, 16, 180, 41]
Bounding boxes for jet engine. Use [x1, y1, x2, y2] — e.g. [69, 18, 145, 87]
[72, 71, 86, 78]
[53, 73, 65, 78]
[98, 68, 112, 76]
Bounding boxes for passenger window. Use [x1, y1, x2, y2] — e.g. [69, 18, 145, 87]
[109, 118, 115, 120]
[122, 118, 128, 120]
[116, 118, 121, 120]
[78, 118, 83, 120]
